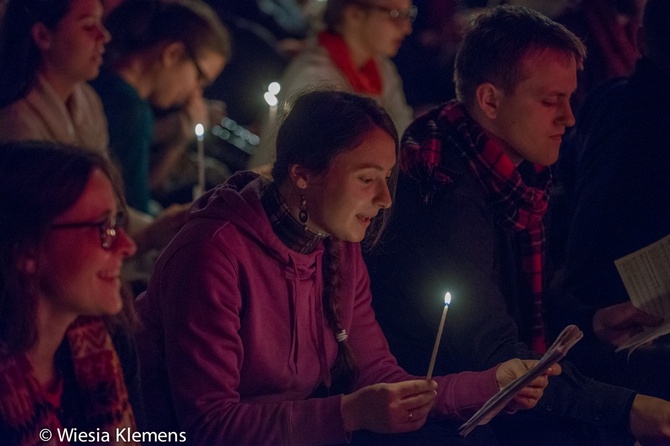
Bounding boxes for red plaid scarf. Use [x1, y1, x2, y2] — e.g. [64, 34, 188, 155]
[401, 101, 551, 353]
[318, 31, 383, 96]
[0, 317, 137, 445]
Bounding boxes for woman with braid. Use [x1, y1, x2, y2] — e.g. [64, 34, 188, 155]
[135, 90, 557, 445]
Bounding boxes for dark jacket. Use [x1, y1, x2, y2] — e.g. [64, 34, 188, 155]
[549, 58, 670, 399]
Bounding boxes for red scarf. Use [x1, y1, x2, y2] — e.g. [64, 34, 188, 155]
[318, 31, 383, 96]
[402, 101, 550, 353]
[0, 317, 137, 445]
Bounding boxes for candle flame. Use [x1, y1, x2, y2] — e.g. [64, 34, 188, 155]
[444, 292, 451, 306]
[195, 123, 204, 137]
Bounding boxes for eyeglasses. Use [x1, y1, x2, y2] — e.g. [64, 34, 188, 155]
[50, 211, 127, 250]
[186, 49, 213, 88]
[352, 1, 418, 23]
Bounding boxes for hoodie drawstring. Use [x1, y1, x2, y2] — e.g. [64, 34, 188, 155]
[286, 254, 332, 388]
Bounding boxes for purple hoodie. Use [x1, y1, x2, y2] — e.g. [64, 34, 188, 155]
[136, 172, 500, 445]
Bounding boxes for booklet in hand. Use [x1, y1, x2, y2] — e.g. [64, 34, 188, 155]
[614, 232, 670, 353]
[458, 325, 583, 437]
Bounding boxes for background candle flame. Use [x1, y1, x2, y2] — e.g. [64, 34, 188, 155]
[195, 123, 204, 138]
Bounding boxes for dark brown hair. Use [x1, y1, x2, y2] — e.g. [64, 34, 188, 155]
[0, 0, 74, 106]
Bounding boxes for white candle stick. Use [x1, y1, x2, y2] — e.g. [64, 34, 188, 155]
[426, 292, 451, 380]
[193, 123, 205, 200]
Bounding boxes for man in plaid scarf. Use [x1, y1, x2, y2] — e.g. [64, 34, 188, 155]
[366, 5, 670, 446]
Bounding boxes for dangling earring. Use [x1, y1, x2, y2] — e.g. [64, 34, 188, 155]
[299, 192, 308, 229]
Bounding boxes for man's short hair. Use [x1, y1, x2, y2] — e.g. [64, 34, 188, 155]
[454, 5, 586, 107]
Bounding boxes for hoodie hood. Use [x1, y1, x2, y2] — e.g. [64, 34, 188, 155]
[189, 171, 320, 267]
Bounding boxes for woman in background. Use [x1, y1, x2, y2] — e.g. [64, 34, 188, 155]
[91, 0, 230, 214]
[249, 0, 415, 169]
[0, 0, 110, 152]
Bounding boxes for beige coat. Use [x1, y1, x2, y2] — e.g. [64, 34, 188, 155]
[0, 76, 108, 154]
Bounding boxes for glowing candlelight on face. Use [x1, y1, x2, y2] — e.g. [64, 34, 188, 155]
[193, 123, 205, 199]
[426, 292, 451, 380]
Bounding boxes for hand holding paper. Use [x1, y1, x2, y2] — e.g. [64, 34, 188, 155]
[592, 301, 664, 349]
[614, 233, 670, 353]
[459, 325, 583, 437]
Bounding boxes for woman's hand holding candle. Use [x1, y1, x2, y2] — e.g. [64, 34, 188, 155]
[340, 380, 437, 434]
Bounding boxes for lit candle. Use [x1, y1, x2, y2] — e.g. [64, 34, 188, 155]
[426, 292, 451, 380]
[193, 123, 205, 200]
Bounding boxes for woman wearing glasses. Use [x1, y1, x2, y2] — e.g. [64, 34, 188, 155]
[0, 141, 140, 445]
[90, 0, 230, 215]
[0, 0, 110, 152]
[249, 0, 415, 169]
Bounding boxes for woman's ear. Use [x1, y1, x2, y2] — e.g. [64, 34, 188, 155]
[288, 164, 309, 189]
[343, 3, 367, 31]
[161, 41, 186, 68]
[31, 22, 53, 51]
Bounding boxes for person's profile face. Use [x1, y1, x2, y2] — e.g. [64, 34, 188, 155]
[38, 0, 110, 83]
[33, 168, 136, 321]
[356, 0, 414, 59]
[152, 49, 226, 109]
[491, 48, 577, 166]
[302, 127, 396, 243]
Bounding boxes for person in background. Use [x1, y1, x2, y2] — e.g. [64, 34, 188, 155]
[135, 90, 557, 445]
[554, 0, 645, 113]
[0, 0, 110, 152]
[0, 0, 189, 284]
[365, 5, 670, 445]
[0, 141, 140, 445]
[248, 0, 415, 170]
[91, 0, 230, 215]
[548, 0, 670, 402]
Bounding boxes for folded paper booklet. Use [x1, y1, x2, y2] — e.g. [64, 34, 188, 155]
[458, 325, 583, 437]
[614, 233, 670, 353]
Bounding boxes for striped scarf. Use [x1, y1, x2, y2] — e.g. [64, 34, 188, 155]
[0, 317, 137, 445]
[401, 100, 551, 353]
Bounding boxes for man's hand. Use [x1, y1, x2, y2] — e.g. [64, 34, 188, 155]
[593, 302, 663, 348]
[630, 394, 670, 445]
[495, 358, 561, 412]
